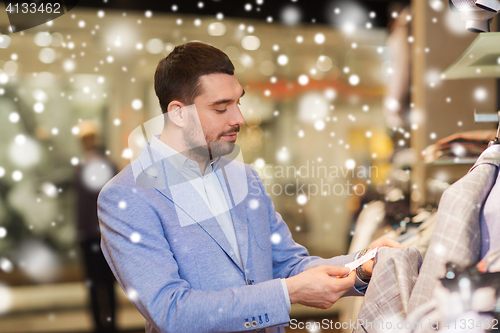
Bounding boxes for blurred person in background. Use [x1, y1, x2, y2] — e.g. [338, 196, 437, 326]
[76, 120, 117, 333]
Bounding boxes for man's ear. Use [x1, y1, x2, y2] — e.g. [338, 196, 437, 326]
[166, 100, 186, 127]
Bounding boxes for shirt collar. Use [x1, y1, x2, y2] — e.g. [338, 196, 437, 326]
[150, 134, 188, 173]
[150, 134, 221, 175]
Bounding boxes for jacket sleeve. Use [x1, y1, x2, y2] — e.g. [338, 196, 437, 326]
[98, 182, 290, 333]
[247, 166, 368, 296]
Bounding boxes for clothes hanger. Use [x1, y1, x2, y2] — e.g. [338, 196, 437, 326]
[474, 110, 500, 150]
[487, 111, 500, 146]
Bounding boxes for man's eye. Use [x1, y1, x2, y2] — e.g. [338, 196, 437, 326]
[216, 109, 227, 112]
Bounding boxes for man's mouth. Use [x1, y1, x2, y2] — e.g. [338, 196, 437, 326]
[220, 133, 238, 141]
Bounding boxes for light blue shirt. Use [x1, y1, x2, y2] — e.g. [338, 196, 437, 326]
[150, 135, 291, 311]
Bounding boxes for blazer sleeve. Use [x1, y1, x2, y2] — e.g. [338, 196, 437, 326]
[98, 182, 290, 333]
[248, 166, 368, 296]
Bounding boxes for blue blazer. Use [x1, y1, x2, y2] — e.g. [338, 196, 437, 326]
[98, 143, 365, 333]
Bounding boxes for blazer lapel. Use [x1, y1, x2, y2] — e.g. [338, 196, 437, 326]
[216, 156, 250, 271]
[140, 143, 245, 271]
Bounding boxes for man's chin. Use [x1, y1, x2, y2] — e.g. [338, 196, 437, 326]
[209, 141, 236, 158]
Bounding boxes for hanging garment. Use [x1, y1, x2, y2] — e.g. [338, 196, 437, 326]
[480, 144, 500, 258]
[340, 201, 387, 331]
[403, 286, 495, 333]
[353, 247, 422, 333]
[398, 213, 437, 259]
[407, 146, 500, 312]
[402, 262, 500, 333]
[349, 201, 387, 253]
[384, 6, 411, 128]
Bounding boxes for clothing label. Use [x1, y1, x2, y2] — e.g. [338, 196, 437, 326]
[343, 248, 378, 277]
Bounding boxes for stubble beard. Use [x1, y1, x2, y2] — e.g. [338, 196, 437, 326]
[183, 123, 238, 161]
[207, 139, 236, 159]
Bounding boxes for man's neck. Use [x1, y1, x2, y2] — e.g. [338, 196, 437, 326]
[159, 129, 210, 175]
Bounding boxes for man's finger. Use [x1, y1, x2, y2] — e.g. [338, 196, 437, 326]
[333, 271, 356, 288]
[323, 265, 350, 277]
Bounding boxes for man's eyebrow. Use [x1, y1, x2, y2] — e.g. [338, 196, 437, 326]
[209, 89, 246, 106]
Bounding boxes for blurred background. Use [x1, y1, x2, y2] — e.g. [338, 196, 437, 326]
[0, 0, 498, 332]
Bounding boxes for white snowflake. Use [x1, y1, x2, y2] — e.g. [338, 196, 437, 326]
[314, 120, 325, 131]
[12, 170, 23, 181]
[253, 158, 265, 169]
[270, 233, 281, 245]
[348, 74, 360, 86]
[131, 99, 143, 110]
[127, 288, 139, 301]
[314, 33, 325, 44]
[474, 88, 487, 101]
[249, 199, 259, 210]
[33, 102, 44, 113]
[297, 75, 309, 86]
[130, 232, 141, 243]
[296, 194, 307, 205]
[345, 159, 356, 170]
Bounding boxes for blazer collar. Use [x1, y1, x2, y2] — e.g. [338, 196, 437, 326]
[470, 146, 500, 172]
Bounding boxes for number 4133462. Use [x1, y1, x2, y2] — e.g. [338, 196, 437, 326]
[5, 2, 61, 14]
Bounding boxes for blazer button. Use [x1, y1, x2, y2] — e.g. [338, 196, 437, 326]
[252, 320, 258, 327]
[244, 322, 251, 328]
[247, 279, 252, 285]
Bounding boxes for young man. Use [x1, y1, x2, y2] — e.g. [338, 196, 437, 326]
[98, 42, 402, 333]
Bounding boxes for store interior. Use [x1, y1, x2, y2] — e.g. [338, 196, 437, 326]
[0, 0, 499, 332]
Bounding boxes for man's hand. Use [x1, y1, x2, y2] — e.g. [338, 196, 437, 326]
[361, 237, 405, 277]
[285, 265, 355, 309]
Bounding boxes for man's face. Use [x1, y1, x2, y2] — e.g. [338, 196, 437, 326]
[185, 73, 245, 159]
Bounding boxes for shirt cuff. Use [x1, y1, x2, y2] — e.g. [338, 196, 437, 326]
[354, 273, 369, 293]
[280, 278, 291, 313]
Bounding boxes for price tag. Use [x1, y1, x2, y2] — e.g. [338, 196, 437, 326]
[342, 248, 378, 277]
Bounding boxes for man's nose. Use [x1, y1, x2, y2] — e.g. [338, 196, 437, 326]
[231, 106, 245, 127]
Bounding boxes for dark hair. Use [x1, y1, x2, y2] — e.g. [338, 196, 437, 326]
[154, 42, 235, 114]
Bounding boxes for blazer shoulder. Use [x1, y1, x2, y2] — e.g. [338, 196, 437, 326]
[244, 163, 262, 180]
[98, 163, 137, 198]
